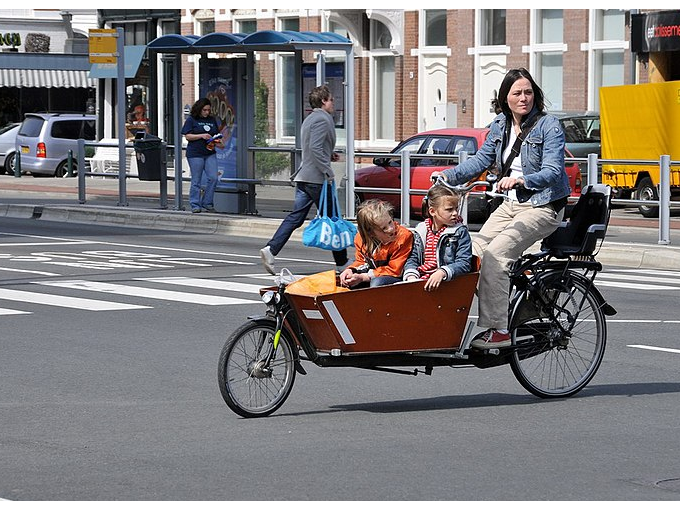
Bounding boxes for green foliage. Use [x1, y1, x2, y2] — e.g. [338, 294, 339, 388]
[254, 77, 290, 179]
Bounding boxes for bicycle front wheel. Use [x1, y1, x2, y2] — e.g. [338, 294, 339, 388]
[218, 320, 296, 418]
[509, 273, 606, 398]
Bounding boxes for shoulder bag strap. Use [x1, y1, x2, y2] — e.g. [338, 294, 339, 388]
[499, 112, 545, 179]
[318, 180, 329, 217]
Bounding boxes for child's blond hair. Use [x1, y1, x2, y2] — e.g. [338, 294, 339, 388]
[356, 199, 395, 255]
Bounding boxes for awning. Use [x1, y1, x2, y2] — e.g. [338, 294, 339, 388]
[0, 68, 96, 88]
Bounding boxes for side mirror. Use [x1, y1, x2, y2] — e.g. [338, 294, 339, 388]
[373, 157, 388, 166]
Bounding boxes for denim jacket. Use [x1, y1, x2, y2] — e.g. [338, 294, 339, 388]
[441, 108, 571, 207]
[403, 223, 472, 281]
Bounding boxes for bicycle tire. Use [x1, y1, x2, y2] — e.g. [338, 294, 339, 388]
[509, 271, 606, 398]
[218, 319, 296, 418]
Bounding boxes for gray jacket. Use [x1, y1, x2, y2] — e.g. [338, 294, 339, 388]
[292, 108, 336, 184]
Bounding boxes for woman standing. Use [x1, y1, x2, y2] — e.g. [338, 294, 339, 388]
[181, 98, 224, 213]
[431, 68, 571, 350]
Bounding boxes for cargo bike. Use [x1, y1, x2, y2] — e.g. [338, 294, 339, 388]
[218, 182, 616, 418]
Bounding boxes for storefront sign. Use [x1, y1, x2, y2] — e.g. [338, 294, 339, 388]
[0, 32, 21, 48]
[632, 10, 680, 53]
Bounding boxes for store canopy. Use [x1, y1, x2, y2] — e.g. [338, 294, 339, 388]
[0, 68, 96, 88]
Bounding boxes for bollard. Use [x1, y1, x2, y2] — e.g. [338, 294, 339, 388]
[658, 155, 670, 245]
[14, 149, 21, 177]
[67, 150, 74, 177]
[400, 149, 411, 226]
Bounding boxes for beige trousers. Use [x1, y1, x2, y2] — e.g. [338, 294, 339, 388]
[473, 200, 564, 330]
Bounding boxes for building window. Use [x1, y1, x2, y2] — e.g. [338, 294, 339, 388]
[589, 9, 626, 110]
[532, 10, 564, 110]
[112, 22, 148, 45]
[199, 19, 214, 36]
[280, 17, 299, 32]
[279, 55, 296, 139]
[237, 19, 257, 34]
[371, 19, 392, 49]
[374, 55, 395, 140]
[328, 20, 349, 39]
[424, 10, 447, 47]
[481, 9, 506, 46]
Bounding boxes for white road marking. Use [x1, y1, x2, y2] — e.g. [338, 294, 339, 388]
[0, 267, 62, 276]
[0, 307, 31, 315]
[136, 277, 264, 294]
[37, 280, 259, 305]
[628, 345, 680, 355]
[0, 288, 148, 311]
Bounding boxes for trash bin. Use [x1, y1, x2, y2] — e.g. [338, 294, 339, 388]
[133, 132, 165, 181]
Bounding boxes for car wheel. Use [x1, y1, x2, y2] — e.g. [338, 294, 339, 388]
[5, 152, 16, 175]
[55, 160, 77, 178]
[636, 176, 659, 218]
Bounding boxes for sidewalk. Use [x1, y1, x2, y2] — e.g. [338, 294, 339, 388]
[1, 174, 680, 270]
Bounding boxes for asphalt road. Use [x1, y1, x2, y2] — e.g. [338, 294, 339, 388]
[1, 218, 680, 501]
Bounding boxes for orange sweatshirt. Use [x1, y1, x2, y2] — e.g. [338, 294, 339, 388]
[348, 224, 414, 279]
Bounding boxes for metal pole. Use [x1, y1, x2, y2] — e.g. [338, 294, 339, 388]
[345, 45, 355, 219]
[400, 149, 411, 226]
[459, 151, 469, 224]
[658, 154, 670, 245]
[172, 55, 183, 210]
[587, 153, 598, 186]
[77, 139, 86, 204]
[115, 27, 128, 206]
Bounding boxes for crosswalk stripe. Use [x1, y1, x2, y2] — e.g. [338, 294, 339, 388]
[595, 280, 678, 291]
[136, 277, 264, 294]
[37, 280, 260, 305]
[0, 307, 31, 315]
[598, 272, 680, 285]
[0, 288, 149, 311]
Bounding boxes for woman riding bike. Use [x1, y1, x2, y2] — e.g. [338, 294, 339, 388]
[431, 68, 571, 350]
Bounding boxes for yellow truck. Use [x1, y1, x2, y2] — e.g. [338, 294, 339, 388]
[600, 81, 680, 217]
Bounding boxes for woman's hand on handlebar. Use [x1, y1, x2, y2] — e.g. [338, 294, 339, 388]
[429, 171, 446, 184]
[496, 176, 525, 192]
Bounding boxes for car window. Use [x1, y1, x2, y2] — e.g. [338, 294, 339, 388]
[82, 120, 97, 141]
[0, 123, 18, 135]
[51, 120, 86, 140]
[451, 137, 477, 155]
[561, 117, 601, 143]
[18, 117, 45, 137]
[397, 137, 425, 154]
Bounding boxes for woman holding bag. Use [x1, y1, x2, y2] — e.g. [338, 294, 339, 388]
[260, 85, 350, 275]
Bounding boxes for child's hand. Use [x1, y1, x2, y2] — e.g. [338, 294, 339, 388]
[424, 269, 446, 291]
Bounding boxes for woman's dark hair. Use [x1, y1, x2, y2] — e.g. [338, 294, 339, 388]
[496, 68, 545, 119]
[190, 98, 211, 119]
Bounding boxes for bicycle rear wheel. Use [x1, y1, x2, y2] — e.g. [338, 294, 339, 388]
[509, 273, 606, 398]
[218, 320, 296, 418]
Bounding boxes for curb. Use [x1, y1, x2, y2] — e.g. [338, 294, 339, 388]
[2, 202, 679, 270]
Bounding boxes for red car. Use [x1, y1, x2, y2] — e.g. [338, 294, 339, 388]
[354, 128, 582, 222]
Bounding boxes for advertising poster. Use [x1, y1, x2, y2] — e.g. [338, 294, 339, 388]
[199, 59, 238, 190]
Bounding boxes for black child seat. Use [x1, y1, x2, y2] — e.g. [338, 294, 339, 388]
[541, 184, 612, 258]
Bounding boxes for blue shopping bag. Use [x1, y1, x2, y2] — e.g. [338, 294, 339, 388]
[302, 180, 357, 251]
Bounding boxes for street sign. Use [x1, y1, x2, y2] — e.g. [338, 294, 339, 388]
[89, 28, 118, 64]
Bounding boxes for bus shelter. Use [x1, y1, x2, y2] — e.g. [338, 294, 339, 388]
[146, 30, 355, 214]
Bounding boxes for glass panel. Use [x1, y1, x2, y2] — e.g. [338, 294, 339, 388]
[425, 10, 447, 46]
[329, 20, 349, 39]
[375, 56, 395, 140]
[281, 18, 299, 32]
[599, 9, 625, 40]
[200, 20, 215, 35]
[50, 121, 83, 140]
[281, 55, 296, 137]
[538, 9, 563, 44]
[481, 9, 506, 46]
[538, 52, 563, 110]
[239, 20, 257, 34]
[600, 49, 624, 86]
[371, 20, 392, 49]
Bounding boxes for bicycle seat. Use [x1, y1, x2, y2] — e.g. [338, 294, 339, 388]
[541, 184, 612, 258]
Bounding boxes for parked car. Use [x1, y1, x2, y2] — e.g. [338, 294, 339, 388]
[15, 113, 96, 177]
[354, 127, 582, 222]
[550, 111, 601, 177]
[0, 122, 20, 175]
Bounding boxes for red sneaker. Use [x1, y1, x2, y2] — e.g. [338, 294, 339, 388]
[471, 329, 511, 349]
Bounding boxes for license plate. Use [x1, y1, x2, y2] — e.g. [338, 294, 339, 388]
[21, 146, 29, 154]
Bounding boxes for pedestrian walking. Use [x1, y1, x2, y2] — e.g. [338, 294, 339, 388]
[260, 85, 349, 275]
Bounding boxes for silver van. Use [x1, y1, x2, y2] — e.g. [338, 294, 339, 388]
[16, 113, 96, 177]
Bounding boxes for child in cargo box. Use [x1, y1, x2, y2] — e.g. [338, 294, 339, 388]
[338, 199, 413, 288]
[403, 185, 473, 291]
